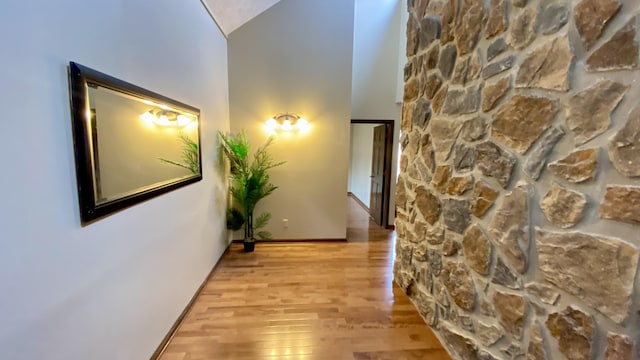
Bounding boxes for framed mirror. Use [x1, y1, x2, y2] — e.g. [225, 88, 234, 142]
[68, 62, 202, 224]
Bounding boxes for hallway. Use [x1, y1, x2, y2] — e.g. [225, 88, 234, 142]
[158, 197, 450, 359]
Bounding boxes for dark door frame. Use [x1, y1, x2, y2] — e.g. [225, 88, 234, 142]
[350, 119, 395, 229]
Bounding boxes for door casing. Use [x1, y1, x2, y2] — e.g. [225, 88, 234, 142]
[350, 119, 395, 229]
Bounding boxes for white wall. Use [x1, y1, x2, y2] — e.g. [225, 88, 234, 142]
[351, 0, 404, 226]
[349, 124, 377, 206]
[0, 1, 230, 359]
[228, 0, 355, 240]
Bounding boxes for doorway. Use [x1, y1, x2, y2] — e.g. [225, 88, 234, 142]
[348, 119, 394, 228]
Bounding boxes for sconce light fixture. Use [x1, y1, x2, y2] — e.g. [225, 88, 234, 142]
[140, 108, 195, 127]
[264, 113, 311, 134]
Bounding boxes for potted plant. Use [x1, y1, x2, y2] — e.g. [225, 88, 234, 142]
[159, 132, 200, 175]
[219, 130, 285, 252]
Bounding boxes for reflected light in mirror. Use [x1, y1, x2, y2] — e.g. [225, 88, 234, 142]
[140, 109, 195, 127]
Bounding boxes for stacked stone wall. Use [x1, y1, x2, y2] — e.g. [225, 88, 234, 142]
[395, 0, 640, 358]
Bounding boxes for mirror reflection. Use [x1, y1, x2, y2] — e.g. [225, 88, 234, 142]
[87, 86, 200, 204]
[68, 61, 202, 224]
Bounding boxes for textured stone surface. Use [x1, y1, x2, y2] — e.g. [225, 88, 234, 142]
[487, 37, 508, 61]
[477, 321, 503, 346]
[516, 36, 573, 92]
[440, 0, 457, 44]
[547, 148, 598, 183]
[528, 322, 549, 360]
[488, 184, 529, 274]
[609, 106, 640, 177]
[397, 1, 640, 358]
[486, 0, 507, 39]
[406, 14, 420, 57]
[502, 343, 526, 359]
[575, 0, 622, 51]
[439, 43, 458, 79]
[447, 174, 474, 195]
[524, 127, 565, 180]
[423, 73, 443, 100]
[546, 307, 594, 360]
[492, 95, 558, 154]
[604, 333, 633, 360]
[426, 225, 445, 245]
[482, 75, 510, 112]
[419, 16, 441, 50]
[480, 350, 500, 360]
[507, 6, 537, 50]
[432, 84, 448, 114]
[403, 62, 412, 82]
[491, 257, 522, 289]
[421, 134, 435, 172]
[426, 250, 443, 276]
[452, 143, 476, 172]
[433, 165, 452, 194]
[443, 199, 471, 234]
[540, 3, 569, 35]
[461, 117, 487, 142]
[587, 17, 639, 71]
[493, 291, 527, 338]
[480, 297, 495, 316]
[451, 56, 471, 85]
[415, 186, 440, 224]
[451, 51, 482, 85]
[431, 119, 462, 162]
[600, 186, 640, 224]
[441, 261, 476, 311]
[567, 80, 627, 145]
[454, 0, 486, 56]
[526, 283, 560, 305]
[459, 315, 475, 333]
[442, 239, 460, 256]
[537, 229, 639, 323]
[462, 224, 492, 275]
[471, 180, 499, 217]
[404, 78, 419, 101]
[425, 43, 440, 70]
[476, 141, 516, 188]
[468, 49, 482, 81]
[540, 183, 587, 228]
[441, 328, 479, 360]
[483, 56, 514, 79]
[412, 98, 432, 129]
[442, 85, 481, 115]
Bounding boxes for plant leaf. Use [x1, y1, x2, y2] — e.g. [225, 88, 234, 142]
[256, 231, 272, 240]
[253, 212, 271, 230]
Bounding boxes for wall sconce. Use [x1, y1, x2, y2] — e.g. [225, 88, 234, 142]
[140, 108, 195, 127]
[264, 113, 311, 134]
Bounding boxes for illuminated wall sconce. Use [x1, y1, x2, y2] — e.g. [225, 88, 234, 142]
[140, 108, 195, 127]
[264, 113, 311, 134]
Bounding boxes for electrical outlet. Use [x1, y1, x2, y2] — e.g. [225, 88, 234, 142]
[283, 218, 289, 228]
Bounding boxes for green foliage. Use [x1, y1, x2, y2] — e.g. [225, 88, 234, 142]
[159, 133, 200, 175]
[226, 208, 245, 231]
[219, 130, 284, 242]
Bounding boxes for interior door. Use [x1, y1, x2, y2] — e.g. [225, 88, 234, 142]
[369, 125, 387, 226]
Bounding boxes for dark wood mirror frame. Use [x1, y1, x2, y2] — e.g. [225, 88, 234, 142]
[68, 61, 203, 225]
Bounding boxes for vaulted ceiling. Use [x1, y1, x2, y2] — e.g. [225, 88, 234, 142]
[205, 0, 282, 36]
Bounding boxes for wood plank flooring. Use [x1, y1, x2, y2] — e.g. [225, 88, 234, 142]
[158, 197, 451, 360]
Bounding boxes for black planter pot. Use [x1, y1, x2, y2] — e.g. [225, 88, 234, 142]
[243, 241, 255, 252]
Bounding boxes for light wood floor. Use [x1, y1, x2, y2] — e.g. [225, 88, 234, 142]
[158, 197, 451, 360]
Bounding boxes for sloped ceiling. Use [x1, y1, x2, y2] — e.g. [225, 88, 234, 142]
[205, 0, 282, 36]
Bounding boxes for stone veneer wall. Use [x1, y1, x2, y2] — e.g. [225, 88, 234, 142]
[394, 0, 640, 359]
